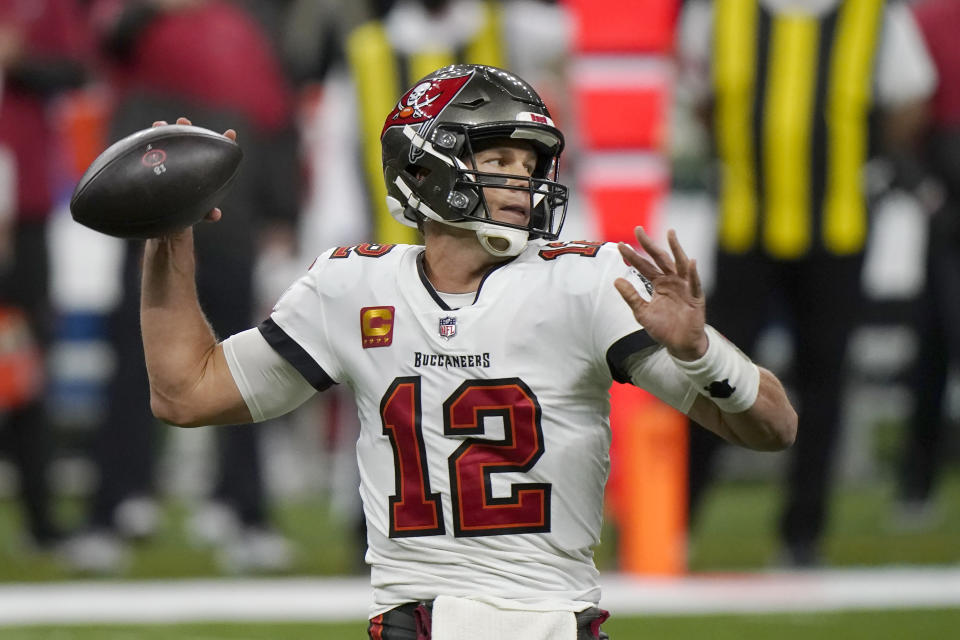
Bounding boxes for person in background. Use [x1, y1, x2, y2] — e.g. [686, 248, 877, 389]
[894, 0, 960, 529]
[62, 0, 301, 574]
[0, 0, 89, 552]
[675, 0, 936, 566]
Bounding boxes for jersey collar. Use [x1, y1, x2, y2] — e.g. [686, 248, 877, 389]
[415, 250, 517, 310]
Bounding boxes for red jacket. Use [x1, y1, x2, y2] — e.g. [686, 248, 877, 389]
[92, 0, 292, 133]
[913, 0, 960, 127]
[0, 0, 90, 220]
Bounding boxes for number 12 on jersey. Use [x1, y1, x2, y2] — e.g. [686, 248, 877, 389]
[380, 376, 552, 538]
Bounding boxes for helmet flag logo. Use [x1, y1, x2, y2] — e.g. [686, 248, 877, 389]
[382, 72, 473, 138]
[397, 82, 438, 119]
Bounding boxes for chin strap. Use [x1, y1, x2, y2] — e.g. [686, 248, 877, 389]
[387, 166, 529, 257]
[476, 225, 528, 257]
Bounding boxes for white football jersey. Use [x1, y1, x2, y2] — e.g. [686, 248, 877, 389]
[240, 240, 697, 615]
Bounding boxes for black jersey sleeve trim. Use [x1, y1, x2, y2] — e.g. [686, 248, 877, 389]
[258, 318, 336, 391]
[606, 329, 658, 383]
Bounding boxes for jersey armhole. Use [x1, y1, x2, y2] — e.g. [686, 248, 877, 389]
[605, 330, 658, 383]
[258, 317, 337, 391]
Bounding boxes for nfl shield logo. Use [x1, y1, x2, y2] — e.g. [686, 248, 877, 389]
[438, 316, 457, 339]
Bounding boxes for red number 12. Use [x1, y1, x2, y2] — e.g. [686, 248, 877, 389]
[380, 377, 551, 538]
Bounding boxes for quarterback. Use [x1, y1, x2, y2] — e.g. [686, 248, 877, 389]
[142, 65, 796, 640]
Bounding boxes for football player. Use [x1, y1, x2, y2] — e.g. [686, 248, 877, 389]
[142, 65, 796, 640]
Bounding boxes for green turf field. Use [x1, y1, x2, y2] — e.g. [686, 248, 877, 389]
[1, 469, 957, 582]
[3, 608, 960, 639]
[1, 471, 957, 637]
[686, 468, 960, 569]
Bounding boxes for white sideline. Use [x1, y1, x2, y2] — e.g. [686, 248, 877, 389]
[1, 568, 959, 626]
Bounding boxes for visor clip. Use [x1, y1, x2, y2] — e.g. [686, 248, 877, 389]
[434, 131, 457, 149]
[447, 191, 469, 210]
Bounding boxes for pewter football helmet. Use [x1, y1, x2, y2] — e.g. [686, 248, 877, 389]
[382, 64, 568, 257]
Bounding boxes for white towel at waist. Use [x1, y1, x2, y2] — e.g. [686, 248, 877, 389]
[431, 595, 577, 640]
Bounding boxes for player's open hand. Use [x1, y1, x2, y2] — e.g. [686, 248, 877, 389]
[614, 227, 708, 361]
[151, 116, 237, 224]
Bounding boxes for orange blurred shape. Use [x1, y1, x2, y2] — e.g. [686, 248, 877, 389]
[573, 59, 671, 151]
[581, 153, 668, 245]
[578, 85, 667, 149]
[607, 384, 688, 575]
[0, 307, 44, 411]
[564, 0, 680, 54]
[57, 88, 111, 181]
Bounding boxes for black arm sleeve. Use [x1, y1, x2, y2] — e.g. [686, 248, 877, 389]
[605, 329, 658, 384]
[257, 317, 336, 391]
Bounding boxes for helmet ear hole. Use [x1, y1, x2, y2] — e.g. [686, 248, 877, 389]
[409, 165, 431, 184]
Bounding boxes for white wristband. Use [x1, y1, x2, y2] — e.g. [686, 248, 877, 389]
[670, 325, 760, 413]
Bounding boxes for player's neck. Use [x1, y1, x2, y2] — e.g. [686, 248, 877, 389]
[422, 231, 503, 294]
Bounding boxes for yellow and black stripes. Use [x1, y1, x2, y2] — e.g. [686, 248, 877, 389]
[713, 0, 884, 258]
[823, 0, 884, 255]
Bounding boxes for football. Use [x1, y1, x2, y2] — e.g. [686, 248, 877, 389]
[69, 124, 243, 239]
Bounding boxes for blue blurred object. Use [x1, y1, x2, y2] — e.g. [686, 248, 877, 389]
[47, 311, 115, 431]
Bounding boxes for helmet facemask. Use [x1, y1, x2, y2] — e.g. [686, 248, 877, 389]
[389, 123, 568, 257]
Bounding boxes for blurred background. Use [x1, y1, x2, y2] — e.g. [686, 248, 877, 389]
[0, 0, 958, 635]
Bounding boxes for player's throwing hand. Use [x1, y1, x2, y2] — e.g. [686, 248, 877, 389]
[150, 116, 236, 224]
[615, 226, 709, 362]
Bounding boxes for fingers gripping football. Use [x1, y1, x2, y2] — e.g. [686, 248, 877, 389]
[614, 227, 708, 361]
[151, 117, 238, 224]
